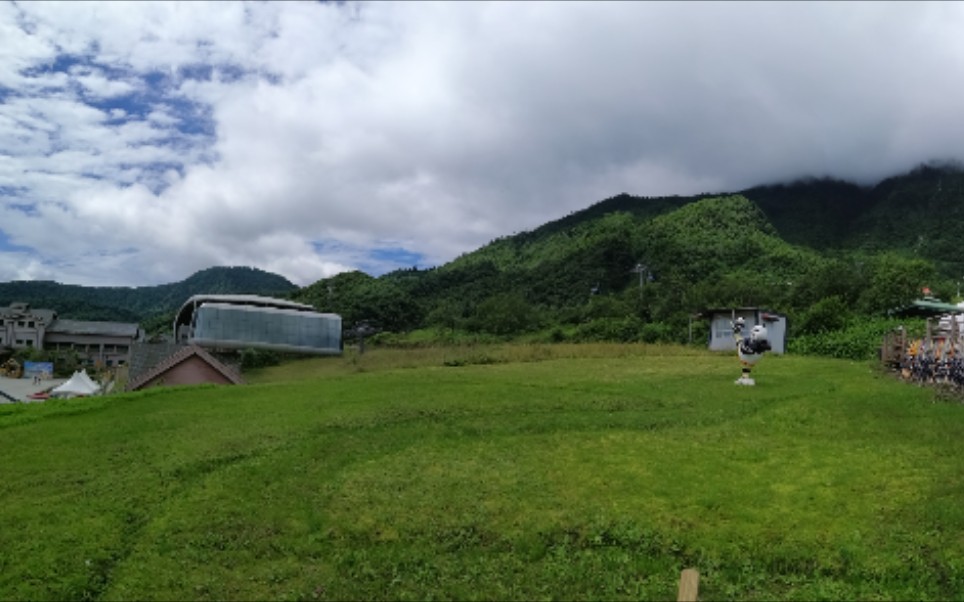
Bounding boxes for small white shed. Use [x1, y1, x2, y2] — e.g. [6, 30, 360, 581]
[698, 307, 787, 354]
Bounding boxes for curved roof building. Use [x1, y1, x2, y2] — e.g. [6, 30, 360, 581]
[173, 294, 342, 355]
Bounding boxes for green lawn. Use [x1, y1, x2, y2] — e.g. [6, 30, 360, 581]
[1, 344, 962, 600]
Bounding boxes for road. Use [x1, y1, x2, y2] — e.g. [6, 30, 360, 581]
[0, 375, 67, 403]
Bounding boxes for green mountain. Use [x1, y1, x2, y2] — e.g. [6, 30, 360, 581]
[295, 164, 962, 342]
[3, 163, 959, 345]
[742, 163, 964, 275]
[295, 195, 826, 333]
[0, 266, 297, 324]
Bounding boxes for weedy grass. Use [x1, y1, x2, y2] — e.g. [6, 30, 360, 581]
[1, 345, 962, 601]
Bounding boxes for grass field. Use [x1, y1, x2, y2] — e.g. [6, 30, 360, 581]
[1, 343, 962, 601]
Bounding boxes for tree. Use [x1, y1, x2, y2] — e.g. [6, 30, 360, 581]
[467, 293, 540, 335]
[858, 253, 937, 314]
[796, 295, 852, 335]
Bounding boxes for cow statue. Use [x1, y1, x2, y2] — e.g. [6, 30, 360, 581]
[732, 317, 771, 386]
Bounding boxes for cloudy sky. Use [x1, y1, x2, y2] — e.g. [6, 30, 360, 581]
[2, 1, 963, 287]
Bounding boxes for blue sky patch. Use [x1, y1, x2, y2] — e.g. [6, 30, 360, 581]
[0, 186, 29, 198]
[363, 247, 426, 274]
[311, 241, 427, 276]
[8, 203, 38, 215]
[0, 230, 33, 253]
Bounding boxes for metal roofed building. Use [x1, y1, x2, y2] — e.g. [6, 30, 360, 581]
[45, 319, 143, 367]
[694, 307, 788, 354]
[889, 297, 964, 317]
[1, 302, 143, 367]
[173, 294, 342, 355]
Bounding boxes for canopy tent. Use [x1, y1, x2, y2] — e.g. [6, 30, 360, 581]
[50, 370, 100, 398]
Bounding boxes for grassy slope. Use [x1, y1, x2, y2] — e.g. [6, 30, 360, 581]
[1, 345, 962, 601]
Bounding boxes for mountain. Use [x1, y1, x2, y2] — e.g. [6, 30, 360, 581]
[741, 163, 964, 275]
[4, 164, 960, 342]
[294, 194, 829, 333]
[294, 164, 961, 340]
[0, 266, 298, 324]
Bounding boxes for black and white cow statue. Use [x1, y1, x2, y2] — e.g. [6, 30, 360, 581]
[732, 317, 771, 386]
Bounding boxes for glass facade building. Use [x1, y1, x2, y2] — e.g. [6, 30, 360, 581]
[175, 296, 342, 355]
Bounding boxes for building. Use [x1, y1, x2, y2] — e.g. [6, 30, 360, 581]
[173, 294, 342, 355]
[123, 295, 339, 392]
[0, 302, 54, 350]
[1, 302, 143, 367]
[44, 319, 142, 367]
[127, 344, 244, 391]
[695, 307, 787, 354]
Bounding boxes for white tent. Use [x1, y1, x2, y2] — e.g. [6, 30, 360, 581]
[50, 370, 101, 398]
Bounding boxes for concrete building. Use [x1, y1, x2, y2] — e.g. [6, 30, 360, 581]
[0, 302, 143, 367]
[0, 302, 55, 350]
[695, 307, 788, 354]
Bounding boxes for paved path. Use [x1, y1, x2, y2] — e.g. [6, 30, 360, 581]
[0, 376, 67, 403]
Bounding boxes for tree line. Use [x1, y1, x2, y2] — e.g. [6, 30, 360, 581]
[294, 192, 950, 359]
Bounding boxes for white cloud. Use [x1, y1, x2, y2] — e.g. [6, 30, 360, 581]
[75, 72, 138, 99]
[1, 1, 964, 287]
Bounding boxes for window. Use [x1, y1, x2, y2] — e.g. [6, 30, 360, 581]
[27, 321, 34, 328]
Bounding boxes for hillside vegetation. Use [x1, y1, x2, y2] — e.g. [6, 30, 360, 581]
[0, 266, 297, 326]
[1, 345, 962, 600]
[295, 167, 955, 357]
[2, 164, 961, 356]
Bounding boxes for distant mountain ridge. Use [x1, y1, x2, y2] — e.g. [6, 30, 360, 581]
[480, 162, 964, 276]
[3, 163, 961, 336]
[291, 163, 962, 337]
[0, 266, 297, 323]
[742, 164, 964, 275]
[521, 163, 964, 272]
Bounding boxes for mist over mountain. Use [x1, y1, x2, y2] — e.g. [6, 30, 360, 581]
[294, 163, 962, 339]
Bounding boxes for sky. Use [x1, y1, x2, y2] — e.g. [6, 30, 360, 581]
[2, 1, 964, 288]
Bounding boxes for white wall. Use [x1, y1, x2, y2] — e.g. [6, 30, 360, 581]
[707, 310, 786, 354]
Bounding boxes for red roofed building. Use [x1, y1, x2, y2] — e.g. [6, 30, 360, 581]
[127, 344, 244, 391]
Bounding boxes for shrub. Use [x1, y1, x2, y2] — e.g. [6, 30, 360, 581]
[639, 321, 676, 343]
[466, 293, 541, 335]
[795, 295, 852, 335]
[572, 317, 643, 343]
[239, 348, 280, 370]
[789, 317, 913, 360]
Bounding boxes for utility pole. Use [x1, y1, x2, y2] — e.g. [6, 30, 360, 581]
[631, 263, 649, 297]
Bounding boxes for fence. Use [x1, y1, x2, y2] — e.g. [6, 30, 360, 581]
[882, 313, 964, 391]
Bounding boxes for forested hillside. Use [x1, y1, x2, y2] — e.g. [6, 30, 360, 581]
[3, 164, 960, 356]
[295, 195, 941, 343]
[743, 163, 964, 275]
[0, 266, 297, 324]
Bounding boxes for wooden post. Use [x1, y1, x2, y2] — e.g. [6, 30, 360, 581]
[677, 568, 699, 602]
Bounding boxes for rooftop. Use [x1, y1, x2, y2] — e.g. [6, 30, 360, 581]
[47, 319, 141, 338]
